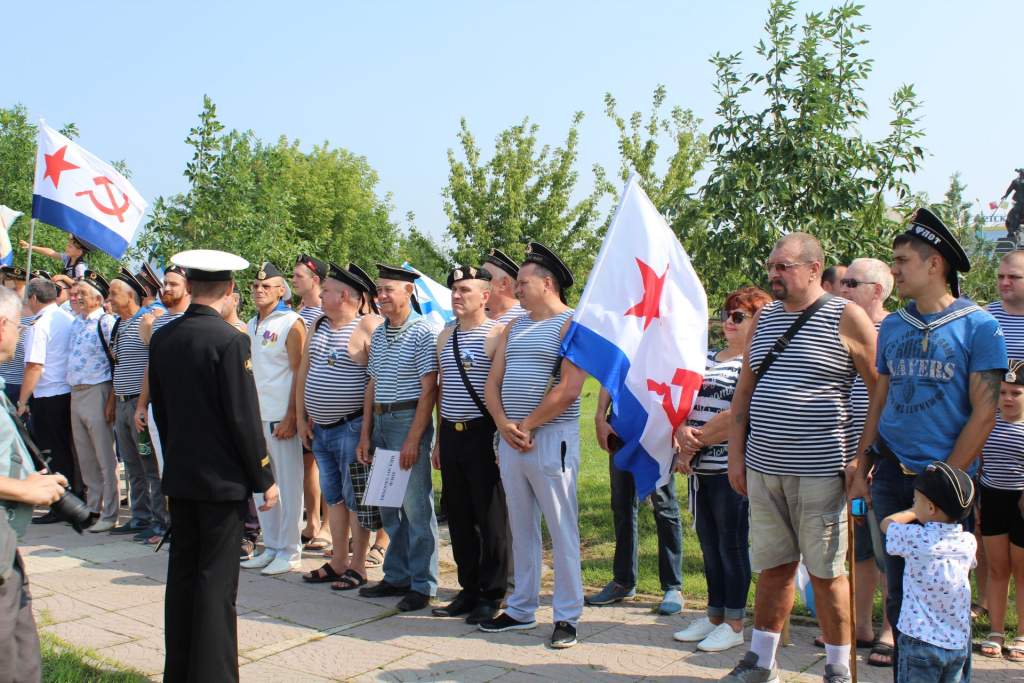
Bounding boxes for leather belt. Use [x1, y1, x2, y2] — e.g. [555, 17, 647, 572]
[875, 441, 918, 477]
[117, 393, 140, 403]
[315, 408, 363, 430]
[373, 399, 418, 415]
[442, 416, 494, 433]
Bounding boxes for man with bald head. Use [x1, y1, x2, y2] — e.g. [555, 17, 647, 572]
[988, 250, 1024, 359]
[723, 233, 878, 683]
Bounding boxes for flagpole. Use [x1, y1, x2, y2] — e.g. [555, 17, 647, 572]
[23, 219, 35, 300]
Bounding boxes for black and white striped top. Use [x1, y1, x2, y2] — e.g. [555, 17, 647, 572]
[112, 313, 147, 397]
[687, 350, 743, 474]
[0, 314, 37, 386]
[367, 317, 438, 403]
[298, 305, 323, 330]
[849, 321, 882, 433]
[746, 297, 857, 476]
[440, 319, 497, 420]
[304, 318, 368, 424]
[986, 301, 1024, 360]
[980, 416, 1024, 490]
[500, 310, 579, 424]
[150, 311, 183, 337]
[493, 303, 525, 325]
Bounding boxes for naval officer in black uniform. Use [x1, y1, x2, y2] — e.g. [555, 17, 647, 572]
[148, 249, 279, 683]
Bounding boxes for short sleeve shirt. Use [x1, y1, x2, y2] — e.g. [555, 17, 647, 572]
[886, 522, 976, 650]
[368, 316, 438, 403]
[23, 304, 74, 397]
[66, 309, 116, 386]
[877, 299, 1007, 473]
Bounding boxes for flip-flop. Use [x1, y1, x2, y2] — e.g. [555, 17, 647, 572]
[302, 562, 343, 584]
[867, 641, 895, 667]
[330, 568, 367, 591]
[367, 544, 385, 568]
[303, 538, 331, 555]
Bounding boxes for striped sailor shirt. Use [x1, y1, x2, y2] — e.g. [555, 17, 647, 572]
[440, 319, 497, 421]
[112, 311, 148, 397]
[500, 310, 579, 424]
[304, 317, 368, 424]
[986, 301, 1024, 361]
[367, 315, 438, 403]
[298, 305, 323, 330]
[687, 350, 743, 474]
[0, 315, 37, 386]
[980, 416, 1024, 491]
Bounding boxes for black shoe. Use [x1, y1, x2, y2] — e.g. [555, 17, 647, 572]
[110, 520, 148, 534]
[396, 591, 431, 612]
[358, 580, 411, 598]
[431, 592, 476, 618]
[31, 511, 60, 525]
[466, 601, 500, 625]
[478, 612, 537, 633]
[549, 621, 577, 649]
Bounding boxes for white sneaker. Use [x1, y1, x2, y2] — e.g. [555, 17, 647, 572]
[697, 622, 744, 652]
[673, 616, 718, 642]
[240, 551, 276, 569]
[88, 519, 115, 533]
[261, 555, 300, 575]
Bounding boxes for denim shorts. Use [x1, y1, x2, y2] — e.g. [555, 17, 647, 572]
[312, 417, 363, 508]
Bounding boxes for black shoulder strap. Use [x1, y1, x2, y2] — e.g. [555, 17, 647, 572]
[98, 317, 116, 369]
[452, 327, 489, 418]
[313, 315, 328, 333]
[753, 293, 833, 384]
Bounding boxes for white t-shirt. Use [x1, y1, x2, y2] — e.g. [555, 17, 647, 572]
[247, 309, 301, 422]
[886, 521, 976, 650]
[24, 303, 74, 397]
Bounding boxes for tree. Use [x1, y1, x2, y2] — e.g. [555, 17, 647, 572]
[931, 173, 997, 304]
[698, 0, 925, 301]
[397, 213, 450, 281]
[442, 113, 614, 289]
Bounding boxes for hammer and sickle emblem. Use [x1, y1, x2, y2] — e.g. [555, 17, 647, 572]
[75, 176, 130, 223]
[646, 368, 703, 431]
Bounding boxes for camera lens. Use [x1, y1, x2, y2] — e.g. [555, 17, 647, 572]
[50, 489, 94, 533]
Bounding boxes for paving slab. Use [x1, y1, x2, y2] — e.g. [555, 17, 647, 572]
[257, 633, 417, 679]
[42, 620, 134, 650]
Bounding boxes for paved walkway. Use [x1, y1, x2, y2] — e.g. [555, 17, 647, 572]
[22, 517, 1018, 682]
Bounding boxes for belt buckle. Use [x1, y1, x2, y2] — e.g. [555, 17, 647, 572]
[454, 422, 465, 432]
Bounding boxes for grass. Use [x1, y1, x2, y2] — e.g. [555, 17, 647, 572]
[39, 631, 148, 683]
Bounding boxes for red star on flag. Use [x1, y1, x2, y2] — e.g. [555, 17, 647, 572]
[43, 145, 79, 189]
[624, 258, 668, 330]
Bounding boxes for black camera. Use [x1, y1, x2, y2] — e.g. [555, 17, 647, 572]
[49, 487, 94, 534]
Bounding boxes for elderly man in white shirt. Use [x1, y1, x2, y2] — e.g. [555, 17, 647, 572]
[19, 277, 76, 522]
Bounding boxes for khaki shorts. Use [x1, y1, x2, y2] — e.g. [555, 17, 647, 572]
[747, 469, 848, 579]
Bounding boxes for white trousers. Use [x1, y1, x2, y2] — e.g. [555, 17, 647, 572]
[252, 421, 304, 561]
[499, 421, 583, 626]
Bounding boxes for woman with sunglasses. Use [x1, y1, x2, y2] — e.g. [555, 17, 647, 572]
[672, 285, 770, 653]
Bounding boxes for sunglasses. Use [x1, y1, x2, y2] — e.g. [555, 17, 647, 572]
[719, 310, 751, 324]
[765, 261, 809, 274]
[839, 278, 877, 289]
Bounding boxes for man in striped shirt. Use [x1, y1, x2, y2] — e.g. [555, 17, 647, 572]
[108, 270, 168, 540]
[292, 253, 329, 551]
[0, 267, 34, 405]
[481, 242, 587, 650]
[482, 249, 524, 324]
[296, 263, 382, 589]
[989, 250, 1024, 359]
[357, 264, 439, 612]
[724, 233, 878, 683]
[430, 265, 509, 625]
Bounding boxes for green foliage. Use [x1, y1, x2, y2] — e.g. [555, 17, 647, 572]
[397, 213, 451, 281]
[137, 96, 399, 287]
[442, 113, 614, 292]
[931, 172, 998, 305]
[697, 0, 925, 305]
[0, 105, 121, 276]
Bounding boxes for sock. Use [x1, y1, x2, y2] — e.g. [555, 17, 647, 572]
[824, 643, 851, 669]
[750, 629, 781, 669]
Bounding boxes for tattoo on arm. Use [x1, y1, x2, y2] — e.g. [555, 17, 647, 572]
[975, 370, 1003, 409]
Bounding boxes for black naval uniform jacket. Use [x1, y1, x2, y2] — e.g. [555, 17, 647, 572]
[149, 303, 274, 499]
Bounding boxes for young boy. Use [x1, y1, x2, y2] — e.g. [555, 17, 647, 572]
[881, 461, 976, 682]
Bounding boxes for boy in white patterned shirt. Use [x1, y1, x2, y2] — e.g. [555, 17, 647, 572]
[881, 461, 976, 683]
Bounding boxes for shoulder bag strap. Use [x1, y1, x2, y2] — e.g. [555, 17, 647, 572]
[97, 317, 115, 369]
[753, 293, 833, 385]
[452, 327, 490, 418]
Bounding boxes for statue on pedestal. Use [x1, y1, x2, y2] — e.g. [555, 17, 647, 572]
[1002, 168, 1024, 242]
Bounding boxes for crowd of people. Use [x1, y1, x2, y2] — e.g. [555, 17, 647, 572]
[0, 206, 1022, 683]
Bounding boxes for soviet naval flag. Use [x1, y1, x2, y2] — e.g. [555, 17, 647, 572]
[562, 174, 708, 498]
[32, 122, 147, 259]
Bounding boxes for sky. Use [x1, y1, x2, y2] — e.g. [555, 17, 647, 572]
[5, 1, 1022, 246]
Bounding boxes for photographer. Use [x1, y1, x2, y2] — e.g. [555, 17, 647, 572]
[0, 284, 69, 682]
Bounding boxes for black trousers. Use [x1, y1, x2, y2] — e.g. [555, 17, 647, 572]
[0, 553, 41, 683]
[438, 419, 509, 602]
[30, 393, 77, 493]
[165, 498, 246, 683]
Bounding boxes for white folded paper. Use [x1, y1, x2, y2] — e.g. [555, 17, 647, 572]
[362, 448, 411, 508]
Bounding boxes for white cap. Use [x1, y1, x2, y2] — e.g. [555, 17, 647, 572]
[171, 250, 249, 282]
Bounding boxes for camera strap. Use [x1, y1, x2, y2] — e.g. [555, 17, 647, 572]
[2, 398, 49, 472]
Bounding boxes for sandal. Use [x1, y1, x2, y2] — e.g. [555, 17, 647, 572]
[302, 537, 331, 555]
[330, 568, 367, 591]
[367, 544, 385, 568]
[867, 641, 894, 667]
[1008, 636, 1024, 663]
[978, 632, 1005, 659]
[302, 562, 343, 584]
[971, 603, 989, 620]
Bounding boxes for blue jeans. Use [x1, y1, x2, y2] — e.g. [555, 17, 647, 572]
[609, 456, 683, 591]
[311, 417, 363, 508]
[693, 473, 751, 620]
[372, 409, 438, 596]
[897, 633, 971, 683]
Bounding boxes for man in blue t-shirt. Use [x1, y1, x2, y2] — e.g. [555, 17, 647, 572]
[849, 207, 1006, 678]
